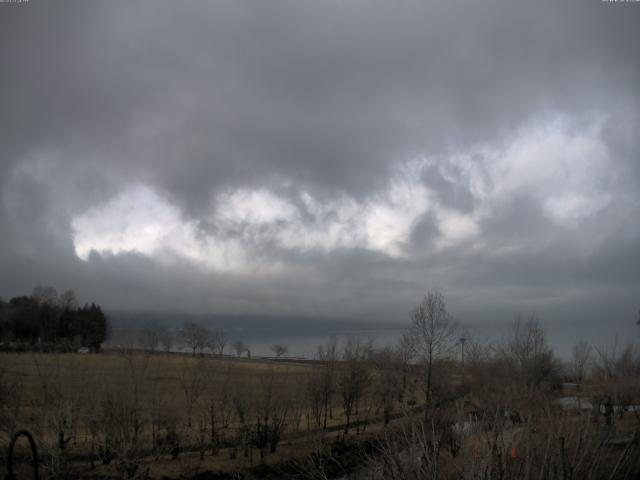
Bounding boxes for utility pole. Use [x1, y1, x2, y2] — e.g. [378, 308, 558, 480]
[460, 337, 467, 388]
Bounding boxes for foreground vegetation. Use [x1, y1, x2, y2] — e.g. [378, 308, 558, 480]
[2, 291, 640, 479]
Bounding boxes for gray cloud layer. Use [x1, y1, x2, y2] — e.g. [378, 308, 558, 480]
[1, 0, 639, 330]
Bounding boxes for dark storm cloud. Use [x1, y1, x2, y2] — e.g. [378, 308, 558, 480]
[1, 0, 639, 328]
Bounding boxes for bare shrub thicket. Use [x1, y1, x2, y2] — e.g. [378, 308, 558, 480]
[95, 353, 153, 478]
[31, 354, 90, 477]
[357, 399, 640, 480]
[294, 299, 640, 480]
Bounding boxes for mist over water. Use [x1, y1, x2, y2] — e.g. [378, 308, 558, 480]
[181, 318, 638, 360]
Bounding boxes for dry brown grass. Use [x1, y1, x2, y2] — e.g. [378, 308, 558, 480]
[0, 351, 402, 479]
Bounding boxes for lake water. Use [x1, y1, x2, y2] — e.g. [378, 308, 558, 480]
[233, 319, 639, 360]
[239, 329, 405, 359]
[109, 316, 639, 361]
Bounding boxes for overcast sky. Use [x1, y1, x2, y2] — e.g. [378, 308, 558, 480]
[1, 0, 639, 329]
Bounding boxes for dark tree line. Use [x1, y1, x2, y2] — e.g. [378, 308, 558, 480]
[0, 286, 109, 352]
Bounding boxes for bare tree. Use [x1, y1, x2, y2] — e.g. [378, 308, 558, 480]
[59, 289, 78, 310]
[207, 329, 227, 356]
[592, 335, 619, 380]
[178, 358, 207, 428]
[31, 285, 61, 345]
[32, 353, 86, 476]
[570, 339, 592, 384]
[204, 362, 233, 456]
[271, 344, 288, 359]
[395, 335, 415, 403]
[306, 370, 325, 430]
[500, 314, 556, 389]
[180, 321, 209, 356]
[371, 346, 401, 425]
[90, 352, 151, 477]
[288, 377, 308, 433]
[461, 336, 498, 404]
[338, 336, 371, 434]
[229, 380, 253, 459]
[232, 339, 248, 358]
[160, 328, 174, 354]
[316, 336, 339, 429]
[147, 368, 167, 458]
[123, 351, 150, 451]
[137, 320, 161, 353]
[613, 341, 640, 377]
[254, 369, 290, 459]
[407, 291, 457, 409]
[31, 285, 60, 307]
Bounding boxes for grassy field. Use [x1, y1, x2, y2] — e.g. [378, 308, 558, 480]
[0, 351, 403, 479]
[2, 351, 314, 404]
[3, 349, 640, 479]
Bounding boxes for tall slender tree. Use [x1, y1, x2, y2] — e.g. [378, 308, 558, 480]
[407, 291, 457, 412]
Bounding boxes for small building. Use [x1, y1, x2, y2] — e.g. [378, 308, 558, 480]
[555, 396, 593, 411]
